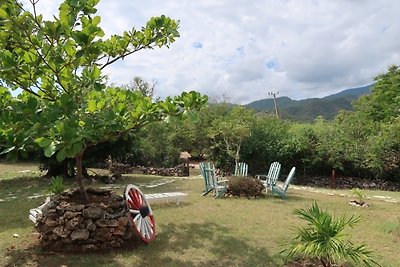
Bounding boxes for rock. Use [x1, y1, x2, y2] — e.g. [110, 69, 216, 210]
[53, 226, 71, 238]
[57, 202, 85, 212]
[35, 188, 138, 251]
[113, 217, 129, 236]
[83, 207, 104, 219]
[64, 211, 81, 219]
[96, 219, 118, 228]
[118, 216, 129, 226]
[67, 204, 85, 212]
[85, 219, 97, 232]
[45, 219, 58, 227]
[105, 211, 125, 219]
[70, 229, 90, 241]
[94, 227, 112, 241]
[123, 228, 133, 240]
[65, 216, 83, 230]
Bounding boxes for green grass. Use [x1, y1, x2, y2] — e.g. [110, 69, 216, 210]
[1, 164, 399, 266]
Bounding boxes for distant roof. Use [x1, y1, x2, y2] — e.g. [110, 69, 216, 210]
[180, 151, 191, 159]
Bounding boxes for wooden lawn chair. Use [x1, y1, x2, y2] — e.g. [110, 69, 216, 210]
[199, 161, 228, 198]
[256, 161, 281, 190]
[234, 162, 248, 177]
[271, 167, 296, 199]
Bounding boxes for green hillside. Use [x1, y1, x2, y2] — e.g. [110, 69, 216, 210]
[245, 85, 372, 121]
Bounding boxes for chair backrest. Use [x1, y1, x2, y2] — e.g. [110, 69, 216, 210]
[203, 168, 219, 188]
[282, 167, 296, 192]
[199, 161, 218, 190]
[267, 161, 281, 185]
[234, 162, 248, 177]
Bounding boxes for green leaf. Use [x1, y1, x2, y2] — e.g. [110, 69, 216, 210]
[55, 120, 64, 133]
[72, 142, 83, 154]
[56, 148, 66, 162]
[88, 99, 96, 112]
[64, 40, 76, 56]
[44, 142, 57, 157]
[26, 97, 37, 110]
[92, 15, 101, 25]
[0, 9, 6, 19]
[96, 100, 105, 110]
[90, 65, 100, 80]
[35, 137, 52, 148]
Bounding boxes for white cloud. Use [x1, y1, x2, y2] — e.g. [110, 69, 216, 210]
[20, 0, 400, 103]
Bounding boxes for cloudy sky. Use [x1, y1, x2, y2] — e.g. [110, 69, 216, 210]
[23, 0, 400, 104]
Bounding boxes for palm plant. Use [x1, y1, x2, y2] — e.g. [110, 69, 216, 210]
[351, 188, 366, 205]
[283, 202, 380, 267]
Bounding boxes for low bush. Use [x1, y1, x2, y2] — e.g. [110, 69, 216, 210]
[49, 176, 65, 194]
[227, 177, 264, 198]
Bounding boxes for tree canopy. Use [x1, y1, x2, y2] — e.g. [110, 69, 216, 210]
[0, 0, 206, 198]
[354, 65, 400, 122]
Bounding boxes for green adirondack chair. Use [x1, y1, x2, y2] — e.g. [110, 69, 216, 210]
[234, 162, 248, 177]
[271, 167, 296, 199]
[199, 161, 228, 198]
[256, 161, 281, 189]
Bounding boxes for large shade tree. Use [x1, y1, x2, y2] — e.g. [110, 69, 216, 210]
[0, 0, 206, 199]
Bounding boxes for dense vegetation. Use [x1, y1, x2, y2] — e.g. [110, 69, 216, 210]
[94, 65, 398, 183]
[0, 1, 398, 186]
[2, 63, 399, 183]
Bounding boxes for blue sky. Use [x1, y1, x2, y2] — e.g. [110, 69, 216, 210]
[22, 0, 400, 104]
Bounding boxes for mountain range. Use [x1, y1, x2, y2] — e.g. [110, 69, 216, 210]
[244, 84, 372, 121]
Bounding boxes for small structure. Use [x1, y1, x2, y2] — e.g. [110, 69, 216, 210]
[179, 151, 191, 176]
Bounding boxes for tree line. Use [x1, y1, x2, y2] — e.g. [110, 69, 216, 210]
[67, 65, 399, 182]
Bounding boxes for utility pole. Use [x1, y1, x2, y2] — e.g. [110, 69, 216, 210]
[268, 91, 279, 118]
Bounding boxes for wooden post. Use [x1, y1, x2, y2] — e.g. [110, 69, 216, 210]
[330, 169, 335, 189]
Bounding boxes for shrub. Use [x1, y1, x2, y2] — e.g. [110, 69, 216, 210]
[49, 176, 65, 195]
[283, 202, 380, 267]
[227, 177, 264, 198]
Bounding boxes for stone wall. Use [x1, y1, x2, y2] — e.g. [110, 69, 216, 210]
[293, 176, 400, 191]
[106, 161, 189, 177]
[36, 188, 134, 251]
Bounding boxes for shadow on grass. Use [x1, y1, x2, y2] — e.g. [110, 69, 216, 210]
[4, 222, 281, 266]
[133, 222, 281, 266]
[5, 245, 127, 267]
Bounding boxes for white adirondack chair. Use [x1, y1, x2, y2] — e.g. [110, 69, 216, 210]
[234, 162, 248, 177]
[271, 167, 296, 199]
[256, 161, 281, 190]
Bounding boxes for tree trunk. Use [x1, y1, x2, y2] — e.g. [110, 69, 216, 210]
[75, 151, 89, 201]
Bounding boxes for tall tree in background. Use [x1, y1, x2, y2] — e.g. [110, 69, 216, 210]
[208, 106, 253, 166]
[354, 65, 400, 122]
[122, 76, 157, 98]
[0, 0, 206, 199]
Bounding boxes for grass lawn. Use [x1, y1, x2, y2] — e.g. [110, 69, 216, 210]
[0, 163, 399, 266]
